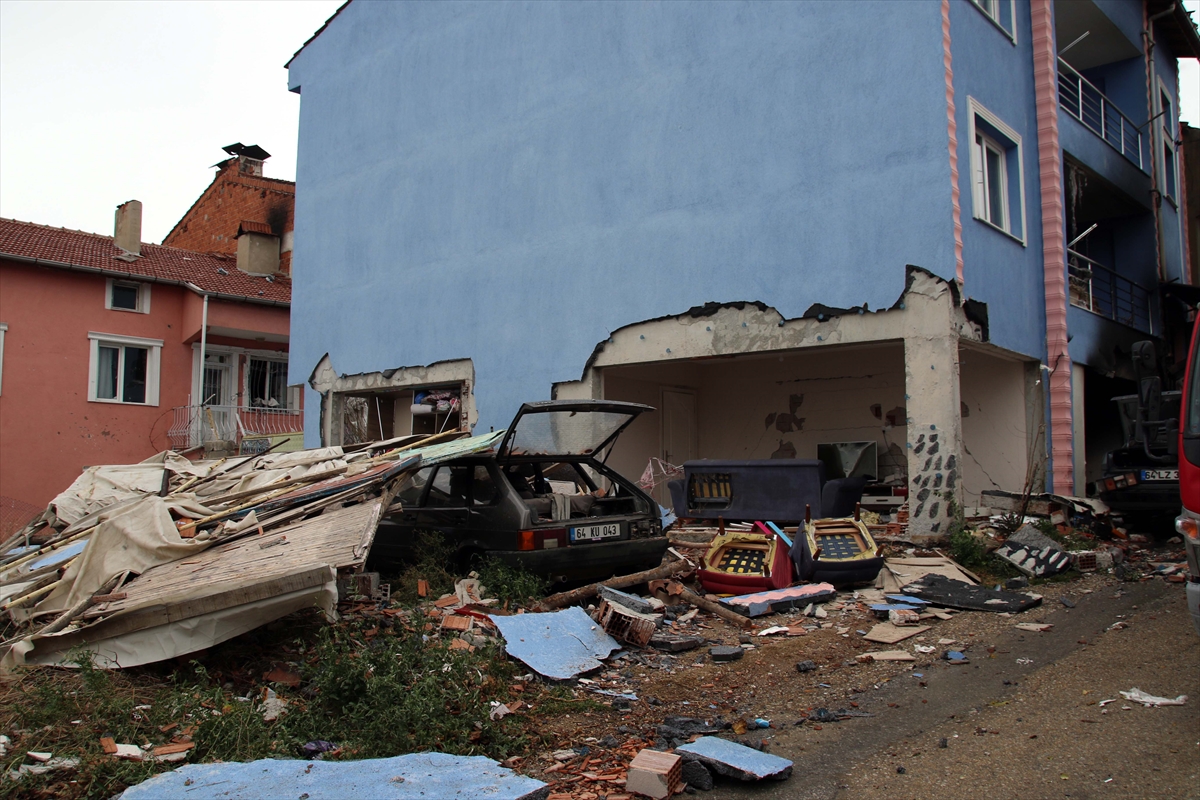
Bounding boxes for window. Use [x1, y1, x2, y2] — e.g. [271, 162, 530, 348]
[969, 0, 1016, 41]
[105, 278, 150, 313]
[967, 98, 1026, 243]
[1159, 82, 1178, 206]
[425, 465, 470, 508]
[88, 332, 161, 405]
[248, 357, 289, 408]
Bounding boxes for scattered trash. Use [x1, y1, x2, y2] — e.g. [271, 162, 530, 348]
[1016, 657, 1034, 665]
[1119, 688, 1188, 707]
[649, 633, 704, 652]
[710, 646, 744, 662]
[795, 660, 818, 673]
[901, 574, 1041, 613]
[260, 688, 287, 722]
[676, 736, 793, 781]
[913, 645, 935, 654]
[117, 752, 548, 799]
[8, 757, 80, 782]
[863, 622, 931, 644]
[995, 525, 1072, 577]
[857, 650, 915, 662]
[1060, 597, 1077, 609]
[1015, 623, 1053, 632]
[301, 741, 338, 760]
[943, 651, 969, 665]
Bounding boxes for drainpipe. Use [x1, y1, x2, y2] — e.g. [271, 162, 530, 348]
[1145, 2, 1175, 283]
[185, 283, 210, 404]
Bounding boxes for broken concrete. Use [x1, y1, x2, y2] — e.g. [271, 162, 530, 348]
[675, 736, 793, 781]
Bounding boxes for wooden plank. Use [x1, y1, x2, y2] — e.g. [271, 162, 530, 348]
[862, 623, 931, 644]
[70, 566, 333, 642]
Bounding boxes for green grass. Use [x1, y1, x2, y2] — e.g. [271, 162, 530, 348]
[0, 613, 531, 799]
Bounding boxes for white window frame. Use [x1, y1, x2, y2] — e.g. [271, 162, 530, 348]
[0, 322, 7, 396]
[970, 0, 1017, 43]
[1157, 78, 1178, 208]
[105, 278, 151, 314]
[967, 98, 1027, 245]
[245, 354, 291, 409]
[88, 332, 162, 406]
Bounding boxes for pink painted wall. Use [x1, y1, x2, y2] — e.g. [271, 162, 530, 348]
[0, 259, 289, 513]
[180, 292, 290, 343]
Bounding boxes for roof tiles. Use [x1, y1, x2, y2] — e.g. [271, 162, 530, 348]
[0, 217, 290, 305]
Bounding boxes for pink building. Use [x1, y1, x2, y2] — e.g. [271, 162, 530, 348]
[0, 202, 295, 529]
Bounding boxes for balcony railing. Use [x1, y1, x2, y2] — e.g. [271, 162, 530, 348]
[168, 404, 303, 451]
[1067, 249, 1153, 333]
[1057, 58, 1145, 172]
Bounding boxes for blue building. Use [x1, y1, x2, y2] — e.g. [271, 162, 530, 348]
[286, 0, 1199, 537]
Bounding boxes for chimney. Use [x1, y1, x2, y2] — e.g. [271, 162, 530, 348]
[114, 200, 142, 256]
[236, 221, 280, 275]
[221, 142, 271, 177]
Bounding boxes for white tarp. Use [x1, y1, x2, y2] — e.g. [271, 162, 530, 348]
[17, 495, 215, 622]
[24, 571, 338, 670]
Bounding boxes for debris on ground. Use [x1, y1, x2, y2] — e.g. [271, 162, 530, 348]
[116, 752, 548, 799]
[0, 431, 500, 673]
[489, 607, 621, 679]
[1119, 688, 1188, 707]
[626, 749, 682, 798]
[675, 735, 794, 781]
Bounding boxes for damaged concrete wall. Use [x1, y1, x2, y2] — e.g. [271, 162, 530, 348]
[308, 355, 475, 447]
[566, 268, 987, 538]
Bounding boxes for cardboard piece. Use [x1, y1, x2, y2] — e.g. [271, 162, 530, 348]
[862, 622, 931, 644]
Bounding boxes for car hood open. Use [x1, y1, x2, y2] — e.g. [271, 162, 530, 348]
[496, 400, 653, 461]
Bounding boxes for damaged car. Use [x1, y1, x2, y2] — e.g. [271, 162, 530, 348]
[369, 400, 669, 583]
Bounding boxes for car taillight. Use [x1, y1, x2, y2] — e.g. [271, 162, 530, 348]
[1176, 515, 1200, 542]
[518, 529, 567, 550]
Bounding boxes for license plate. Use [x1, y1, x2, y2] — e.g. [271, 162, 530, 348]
[570, 523, 620, 542]
[1141, 469, 1179, 481]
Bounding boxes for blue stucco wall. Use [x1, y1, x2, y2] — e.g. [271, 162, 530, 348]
[948, 0, 1048, 361]
[287, 0, 957, 438]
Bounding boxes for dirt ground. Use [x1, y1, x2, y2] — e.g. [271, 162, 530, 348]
[525, 573, 1200, 800]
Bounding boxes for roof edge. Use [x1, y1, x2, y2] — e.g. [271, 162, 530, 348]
[0, 251, 290, 308]
[285, 0, 353, 69]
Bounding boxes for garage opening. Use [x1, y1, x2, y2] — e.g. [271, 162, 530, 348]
[599, 342, 909, 508]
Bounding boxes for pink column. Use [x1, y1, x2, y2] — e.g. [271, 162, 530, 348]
[1031, 0, 1074, 495]
[942, 0, 964, 284]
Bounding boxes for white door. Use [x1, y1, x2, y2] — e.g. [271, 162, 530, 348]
[199, 354, 235, 445]
[660, 389, 697, 505]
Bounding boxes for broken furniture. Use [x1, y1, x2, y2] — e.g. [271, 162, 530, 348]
[719, 582, 836, 618]
[791, 515, 884, 585]
[697, 521, 793, 594]
[667, 459, 866, 523]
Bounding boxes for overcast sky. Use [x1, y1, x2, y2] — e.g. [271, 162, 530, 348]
[1, 0, 1197, 245]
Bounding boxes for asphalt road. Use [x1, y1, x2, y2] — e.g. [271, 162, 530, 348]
[701, 579, 1199, 800]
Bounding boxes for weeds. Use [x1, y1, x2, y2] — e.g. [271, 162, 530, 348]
[389, 530, 458, 605]
[0, 613, 529, 799]
[475, 558, 549, 606]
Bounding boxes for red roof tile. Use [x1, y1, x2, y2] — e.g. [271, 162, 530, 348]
[237, 220, 275, 236]
[0, 218, 290, 305]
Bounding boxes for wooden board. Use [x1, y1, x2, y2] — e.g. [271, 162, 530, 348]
[81, 499, 383, 624]
[862, 622, 931, 644]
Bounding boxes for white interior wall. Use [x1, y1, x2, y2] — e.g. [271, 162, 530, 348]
[958, 345, 1033, 506]
[602, 343, 908, 498]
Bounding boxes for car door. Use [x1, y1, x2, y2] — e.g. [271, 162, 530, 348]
[414, 464, 472, 535]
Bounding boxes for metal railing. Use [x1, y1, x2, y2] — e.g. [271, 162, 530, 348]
[1057, 58, 1145, 172]
[168, 404, 303, 450]
[1067, 249, 1153, 333]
